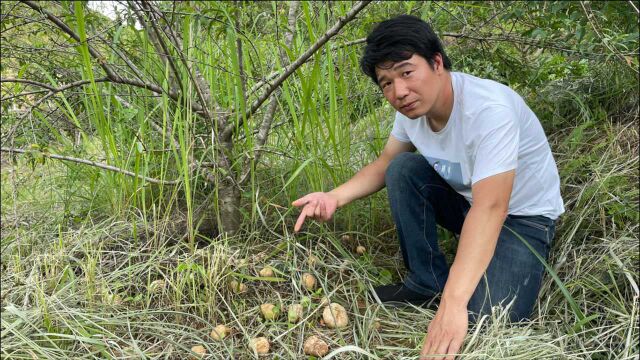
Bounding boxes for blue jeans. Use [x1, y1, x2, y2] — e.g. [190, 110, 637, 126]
[385, 153, 556, 322]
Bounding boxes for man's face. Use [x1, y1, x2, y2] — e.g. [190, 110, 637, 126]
[375, 54, 444, 119]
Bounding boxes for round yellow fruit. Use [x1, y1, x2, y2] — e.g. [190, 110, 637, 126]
[260, 303, 279, 320]
[209, 324, 228, 341]
[301, 273, 317, 291]
[287, 303, 304, 323]
[307, 255, 319, 267]
[229, 280, 248, 294]
[318, 296, 330, 306]
[190, 345, 206, 357]
[303, 335, 329, 357]
[250, 337, 270, 355]
[258, 267, 274, 277]
[149, 279, 165, 293]
[322, 303, 349, 329]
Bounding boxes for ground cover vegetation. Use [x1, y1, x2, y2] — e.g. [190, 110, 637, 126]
[0, 1, 638, 359]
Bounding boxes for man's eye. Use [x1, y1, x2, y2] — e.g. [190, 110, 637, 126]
[381, 82, 391, 89]
[402, 71, 412, 77]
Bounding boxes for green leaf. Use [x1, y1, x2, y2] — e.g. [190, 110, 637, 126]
[504, 225, 586, 326]
[282, 157, 314, 190]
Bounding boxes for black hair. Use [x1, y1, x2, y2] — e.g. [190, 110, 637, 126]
[360, 15, 452, 85]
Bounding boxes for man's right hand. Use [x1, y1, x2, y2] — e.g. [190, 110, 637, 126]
[292, 192, 340, 232]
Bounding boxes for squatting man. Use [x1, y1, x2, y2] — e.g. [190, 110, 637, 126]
[292, 15, 564, 359]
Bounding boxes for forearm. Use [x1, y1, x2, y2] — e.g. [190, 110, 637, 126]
[442, 205, 508, 306]
[328, 158, 387, 207]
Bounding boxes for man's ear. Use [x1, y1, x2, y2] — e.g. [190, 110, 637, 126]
[433, 53, 443, 72]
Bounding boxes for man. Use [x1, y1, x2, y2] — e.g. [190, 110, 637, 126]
[292, 15, 564, 359]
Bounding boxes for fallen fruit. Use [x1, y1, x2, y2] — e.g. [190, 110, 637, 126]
[303, 335, 329, 357]
[149, 279, 165, 292]
[341, 234, 351, 242]
[322, 303, 349, 329]
[229, 280, 248, 294]
[190, 345, 206, 357]
[356, 245, 366, 255]
[287, 303, 304, 323]
[318, 296, 330, 306]
[302, 273, 317, 291]
[209, 324, 229, 341]
[260, 303, 279, 320]
[258, 267, 274, 277]
[250, 337, 270, 355]
[307, 255, 319, 267]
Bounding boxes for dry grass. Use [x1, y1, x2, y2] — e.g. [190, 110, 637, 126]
[1, 121, 638, 359]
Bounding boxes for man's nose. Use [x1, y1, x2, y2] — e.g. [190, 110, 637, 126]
[394, 80, 409, 100]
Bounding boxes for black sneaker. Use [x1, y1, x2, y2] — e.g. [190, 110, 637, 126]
[371, 283, 439, 308]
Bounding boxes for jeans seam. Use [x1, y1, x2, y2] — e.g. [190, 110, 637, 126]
[514, 218, 549, 232]
[405, 276, 435, 296]
[422, 196, 442, 291]
[417, 183, 452, 195]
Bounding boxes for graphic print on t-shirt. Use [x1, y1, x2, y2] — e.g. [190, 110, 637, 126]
[424, 155, 467, 191]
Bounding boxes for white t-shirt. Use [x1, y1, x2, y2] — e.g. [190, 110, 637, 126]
[391, 72, 564, 220]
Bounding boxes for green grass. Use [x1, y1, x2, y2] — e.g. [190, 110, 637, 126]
[2, 118, 638, 359]
[1, 1, 638, 359]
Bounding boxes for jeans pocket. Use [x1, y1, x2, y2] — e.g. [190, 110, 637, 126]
[507, 216, 555, 247]
[516, 218, 549, 232]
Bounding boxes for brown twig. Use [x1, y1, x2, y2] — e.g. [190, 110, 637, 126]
[19, 0, 206, 116]
[220, 0, 372, 142]
[1, 147, 180, 185]
[239, 1, 300, 186]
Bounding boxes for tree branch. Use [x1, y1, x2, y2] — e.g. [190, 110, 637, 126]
[239, 1, 300, 186]
[338, 30, 627, 58]
[20, 0, 120, 80]
[19, 0, 207, 116]
[235, 1, 247, 102]
[0, 77, 57, 91]
[1, 76, 111, 123]
[220, 0, 372, 141]
[131, 1, 184, 93]
[143, 2, 216, 123]
[1, 147, 180, 185]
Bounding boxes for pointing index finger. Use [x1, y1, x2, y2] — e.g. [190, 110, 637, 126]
[292, 195, 310, 208]
[294, 210, 307, 232]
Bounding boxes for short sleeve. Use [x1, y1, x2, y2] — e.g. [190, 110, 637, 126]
[471, 105, 519, 184]
[390, 112, 411, 143]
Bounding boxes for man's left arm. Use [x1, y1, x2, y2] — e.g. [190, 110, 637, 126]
[420, 169, 515, 360]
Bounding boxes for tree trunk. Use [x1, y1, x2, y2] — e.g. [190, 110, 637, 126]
[218, 182, 241, 235]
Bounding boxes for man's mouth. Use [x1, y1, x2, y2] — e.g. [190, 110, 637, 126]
[401, 101, 417, 110]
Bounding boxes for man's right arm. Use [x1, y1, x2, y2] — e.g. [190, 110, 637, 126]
[292, 135, 414, 232]
[329, 135, 415, 207]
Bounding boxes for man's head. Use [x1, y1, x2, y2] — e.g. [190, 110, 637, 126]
[360, 15, 452, 119]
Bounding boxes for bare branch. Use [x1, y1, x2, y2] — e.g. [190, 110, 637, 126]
[0, 90, 48, 102]
[142, 2, 215, 123]
[1, 77, 109, 94]
[339, 30, 629, 58]
[130, 0, 184, 92]
[18, 0, 207, 116]
[1, 77, 110, 122]
[580, 1, 637, 73]
[1, 147, 180, 185]
[1, 78, 57, 91]
[235, 1, 247, 101]
[20, 0, 120, 80]
[221, 0, 372, 141]
[239, 1, 300, 186]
